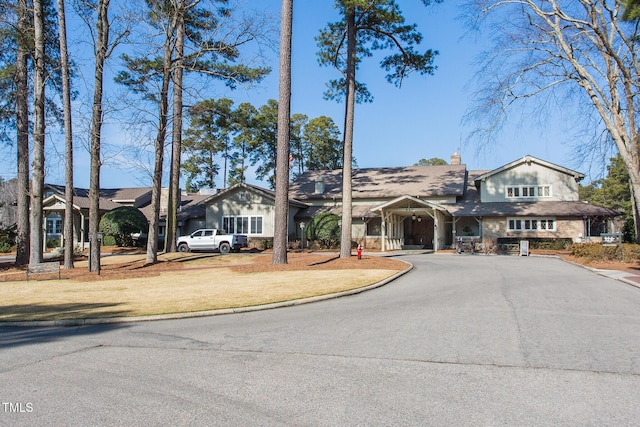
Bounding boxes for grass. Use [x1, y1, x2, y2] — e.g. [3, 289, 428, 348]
[0, 253, 407, 322]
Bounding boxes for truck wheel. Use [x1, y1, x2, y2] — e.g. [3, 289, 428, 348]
[178, 243, 190, 252]
[219, 242, 231, 254]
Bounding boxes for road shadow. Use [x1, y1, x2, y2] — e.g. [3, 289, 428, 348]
[0, 320, 129, 349]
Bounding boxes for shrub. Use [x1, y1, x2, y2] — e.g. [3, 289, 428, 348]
[304, 212, 341, 249]
[261, 239, 274, 250]
[569, 242, 640, 263]
[46, 239, 60, 249]
[497, 237, 572, 250]
[102, 235, 117, 246]
[99, 207, 148, 247]
[0, 228, 15, 252]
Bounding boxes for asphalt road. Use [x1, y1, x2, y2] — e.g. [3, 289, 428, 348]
[1, 254, 640, 426]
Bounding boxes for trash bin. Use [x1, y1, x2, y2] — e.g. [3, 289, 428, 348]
[519, 240, 529, 256]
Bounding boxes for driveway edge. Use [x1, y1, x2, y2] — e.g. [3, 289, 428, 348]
[1, 262, 413, 328]
[550, 255, 640, 290]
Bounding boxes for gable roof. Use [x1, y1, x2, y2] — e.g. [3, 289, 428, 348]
[46, 184, 152, 204]
[289, 165, 467, 200]
[473, 155, 585, 185]
[198, 182, 308, 207]
[371, 195, 450, 213]
[43, 193, 123, 211]
[139, 193, 208, 222]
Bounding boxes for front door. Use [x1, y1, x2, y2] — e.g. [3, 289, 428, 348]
[403, 216, 434, 249]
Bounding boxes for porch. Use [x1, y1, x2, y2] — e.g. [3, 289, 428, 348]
[371, 196, 453, 252]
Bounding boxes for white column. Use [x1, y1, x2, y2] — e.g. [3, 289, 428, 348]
[381, 210, 386, 252]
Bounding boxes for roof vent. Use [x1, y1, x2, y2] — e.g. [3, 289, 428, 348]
[314, 177, 325, 194]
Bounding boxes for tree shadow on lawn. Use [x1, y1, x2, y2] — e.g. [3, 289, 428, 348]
[0, 302, 134, 325]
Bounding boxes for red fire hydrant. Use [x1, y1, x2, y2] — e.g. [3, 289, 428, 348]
[357, 244, 363, 260]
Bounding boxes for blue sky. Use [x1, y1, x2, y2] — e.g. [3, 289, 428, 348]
[0, 0, 606, 189]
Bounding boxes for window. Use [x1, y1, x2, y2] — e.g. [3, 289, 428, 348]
[236, 217, 249, 234]
[538, 185, 551, 197]
[251, 217, 263, 234]
[222, 216, 263, 235]
[366, 218, 382, 236]
[507, 218, 555, 232]
[46, 217, 62, 234]
[223, 217, 234, 234]
[506, 185, 552, 199]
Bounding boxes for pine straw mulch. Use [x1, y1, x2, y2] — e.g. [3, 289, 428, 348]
[526, 249, 640, 274]
[0, 252, 408, 283]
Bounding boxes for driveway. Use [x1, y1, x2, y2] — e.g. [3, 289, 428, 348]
[1, 254, 639, 425]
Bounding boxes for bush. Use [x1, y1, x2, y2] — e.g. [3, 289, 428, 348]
[497, 237, 572, 250]
[304, 212, 341, 249]
[46, 239, 60, 249]
[102, 235, 117, 246]
[570, 242, 640, 263]
[530, 238, 573, 250]
[0, 228, 15, 252]
[99, 207, 148, 247]
[261, 239, 273, 250]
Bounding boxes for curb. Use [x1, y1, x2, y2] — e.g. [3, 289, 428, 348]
[0, 263, 414, 328]
[554, 255, 640, 290]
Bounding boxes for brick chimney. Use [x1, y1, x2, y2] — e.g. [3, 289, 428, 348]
[450, 152, 461, 165]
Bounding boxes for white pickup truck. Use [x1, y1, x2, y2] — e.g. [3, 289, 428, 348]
[176, 229, 248, 254]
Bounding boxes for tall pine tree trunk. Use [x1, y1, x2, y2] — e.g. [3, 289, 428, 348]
[15, 0, 30, 267]
[146, 22, 173, 264]
[89, 0, 110, 271]
[166, 9, 185, 253]
[273, 0, 293, 265]
[339, 8, 356, 259]
[57, 0, 74, 269]
[29, 0, 46, 265]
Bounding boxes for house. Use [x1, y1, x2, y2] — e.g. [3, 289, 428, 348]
[197, 183, 308, 246]
[41, 185, 206, 248]
[200, 154, 619, 251]
[29, 153, 618, 252]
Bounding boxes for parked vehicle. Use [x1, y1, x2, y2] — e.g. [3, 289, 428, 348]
[176, 229, 248, 254]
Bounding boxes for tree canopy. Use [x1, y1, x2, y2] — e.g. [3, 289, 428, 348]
[182, 99, 351, 191]
[99, 206, 149, 247]
[465, 0, 640, 241]
[579, 155, 634, 241]
[415, 157, 447, 166]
